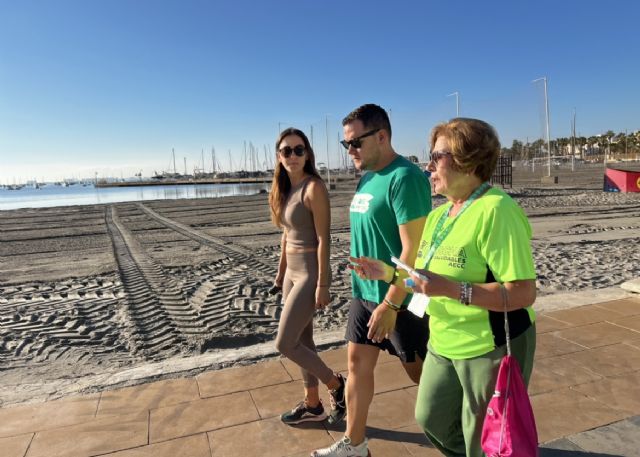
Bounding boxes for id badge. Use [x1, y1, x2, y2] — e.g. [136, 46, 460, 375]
[407, 293, 430, 317]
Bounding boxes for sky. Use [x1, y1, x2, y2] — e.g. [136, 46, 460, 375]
[1, 0, 639, 184]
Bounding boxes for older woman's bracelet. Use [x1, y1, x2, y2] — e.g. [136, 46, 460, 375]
[460, 282, 473, 305]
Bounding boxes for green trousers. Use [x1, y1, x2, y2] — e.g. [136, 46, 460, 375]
[414, 324, 536, 457]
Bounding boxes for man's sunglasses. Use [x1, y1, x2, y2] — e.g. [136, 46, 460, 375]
[429, 150, 452, 165]
[340, 128, 380, 150]
[279, 145, 306, 158]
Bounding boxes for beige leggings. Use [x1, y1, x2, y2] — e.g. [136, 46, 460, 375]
[275, 251, 333, 388]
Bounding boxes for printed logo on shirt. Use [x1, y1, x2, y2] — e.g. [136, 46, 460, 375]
[417, 239, 429, 259]
[417, 241, 466, 270]
[433, 246, 467, 270]
[350, 193, 374, 213]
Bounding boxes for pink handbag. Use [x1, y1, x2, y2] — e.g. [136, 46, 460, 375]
[481, 286, 538, 457]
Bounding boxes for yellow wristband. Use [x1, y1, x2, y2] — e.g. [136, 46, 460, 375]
[386, 267, 398, 284]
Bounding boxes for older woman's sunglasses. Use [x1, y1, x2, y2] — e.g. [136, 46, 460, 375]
[279, 145, 306, 158]
[340, 128, 380, 150]
[429, 150, 452, 165]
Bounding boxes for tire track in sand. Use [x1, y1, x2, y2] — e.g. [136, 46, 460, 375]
[136, 203, 282, 335]
[106, 206, 209, 357]
[0, 294, 127, 367]
[137, 203, 275, 275]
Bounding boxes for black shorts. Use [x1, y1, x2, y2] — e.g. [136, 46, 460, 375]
[345, 297, 429, 363]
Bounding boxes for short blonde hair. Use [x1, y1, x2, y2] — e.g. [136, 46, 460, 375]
[429, 118, 500, 182]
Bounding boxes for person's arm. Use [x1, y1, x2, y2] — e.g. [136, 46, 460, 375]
[408, 202, 536, 311]
[367, 216, 426, 342]
[307, 179, 331, 309]
[275, 231, 287, 287]
[461, 279, 536, 311]
[408, 273, 536, 311]
[385, 216, 426, 305]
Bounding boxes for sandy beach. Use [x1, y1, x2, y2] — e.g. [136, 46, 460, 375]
[1, 164, 639, 407]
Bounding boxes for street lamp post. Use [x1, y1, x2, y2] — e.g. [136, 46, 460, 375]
[447, 92, 460, 117]
[325, 115, 331, 186]
[571, 108, 576, 172]
[533, 77, 551, 177]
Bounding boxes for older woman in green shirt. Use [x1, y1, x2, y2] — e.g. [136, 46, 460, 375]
[350, 118, 536, 457]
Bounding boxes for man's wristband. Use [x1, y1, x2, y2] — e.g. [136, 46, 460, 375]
[386, 267, 401, 285]
[385, 266, 397, 284]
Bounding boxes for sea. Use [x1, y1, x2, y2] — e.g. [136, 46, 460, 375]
[0, 182, 271, 211]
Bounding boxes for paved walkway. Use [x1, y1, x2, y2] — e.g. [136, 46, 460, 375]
[1, 296, 639, 457]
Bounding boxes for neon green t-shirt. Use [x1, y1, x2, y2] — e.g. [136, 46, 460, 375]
[415, 187, 536, 359]
[350, 155, 431, 305]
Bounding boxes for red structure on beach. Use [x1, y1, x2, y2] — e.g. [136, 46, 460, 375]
[604, 167, 640, 193]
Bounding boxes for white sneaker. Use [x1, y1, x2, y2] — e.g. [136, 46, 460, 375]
[310, 436, 369, 457]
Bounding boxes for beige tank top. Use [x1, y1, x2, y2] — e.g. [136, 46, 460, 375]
[282, 177, 318, 249]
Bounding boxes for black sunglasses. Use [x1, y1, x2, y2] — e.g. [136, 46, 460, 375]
[279, 145, 306, 158]
[340, 128, 381, 150]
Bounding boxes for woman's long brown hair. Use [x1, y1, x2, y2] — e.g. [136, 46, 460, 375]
[269, 128, 321, 227]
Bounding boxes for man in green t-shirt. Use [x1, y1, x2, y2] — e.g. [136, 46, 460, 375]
[311, 104, 431, 457]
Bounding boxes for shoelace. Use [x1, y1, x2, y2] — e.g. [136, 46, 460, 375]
[329, 379, 345, 409]
[329, 392, 337, 409]
[316, 438, 349, 456]
[314, 437, 368, 457]
[291, 401, 307, 414]
[330, 393, 344, 410]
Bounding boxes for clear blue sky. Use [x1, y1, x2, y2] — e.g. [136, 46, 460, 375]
[1, 0, 638, 183]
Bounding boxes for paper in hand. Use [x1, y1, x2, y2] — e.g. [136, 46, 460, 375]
[407, 293, 430, 317]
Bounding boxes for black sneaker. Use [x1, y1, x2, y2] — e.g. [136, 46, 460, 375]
[281, 400, 327, 425]
[327, 373, 347, 425]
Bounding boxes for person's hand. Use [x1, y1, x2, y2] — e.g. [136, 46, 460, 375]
[348, 256, 394, 282]
[367, 303, 397, 343]
[404, 269, 448, 296]
[274, 272, 284, 288]
[315, 286, 330, 309]
[402, 268, 428, 294]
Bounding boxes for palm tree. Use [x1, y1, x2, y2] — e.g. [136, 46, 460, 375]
[576, 136, 587, 160]
[556, 137, 569, 158]
[586, 136, 598, 158]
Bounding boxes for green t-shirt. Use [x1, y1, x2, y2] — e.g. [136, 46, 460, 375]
[350, 155, 431, 304]
[415, 187, 536, 359]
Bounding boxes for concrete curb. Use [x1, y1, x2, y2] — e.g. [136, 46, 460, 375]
[620, 278, 640, 294]
[534, 286, 636, 313]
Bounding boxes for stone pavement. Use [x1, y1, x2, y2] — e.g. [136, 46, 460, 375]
[1, 295, 639, 457]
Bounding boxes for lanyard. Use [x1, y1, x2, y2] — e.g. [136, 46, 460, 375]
[423, 182, 490, 268]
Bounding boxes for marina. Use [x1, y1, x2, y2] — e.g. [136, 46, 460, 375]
[0, 181, 271, 211]
[94, 176, 273, 188]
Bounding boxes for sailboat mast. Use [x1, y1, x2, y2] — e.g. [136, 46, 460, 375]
[243, 141, 247, 171]
[172, 148, 177, 175]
